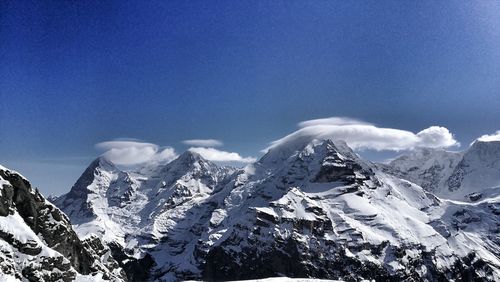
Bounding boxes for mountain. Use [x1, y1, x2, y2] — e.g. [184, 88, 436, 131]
[197, 139, 499, 281]
[379, 147, 463, 195]
[446, 140, 500, 199]
[0, 165, 126, 281]
[55, 139, 499, 281]
[383, 140, 500, 201]
[53, 151, 234, 280]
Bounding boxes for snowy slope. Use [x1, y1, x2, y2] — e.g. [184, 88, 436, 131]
[54, 151, 234, 279]
[382, 147, 462, 194]
[195, 139, 499, 281]
[446, 140, 500, 199]
[55, 138, 500, 281]
[384, 140, 500, 201]
[0, 164, 126, 281]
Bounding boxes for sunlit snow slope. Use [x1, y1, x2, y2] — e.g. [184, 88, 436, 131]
[54, 139, 500, 281]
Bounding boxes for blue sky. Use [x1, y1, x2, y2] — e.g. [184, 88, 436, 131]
[1, 1, 500, 195]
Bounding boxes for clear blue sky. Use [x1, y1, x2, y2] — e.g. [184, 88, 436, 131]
[1, 1, 500, 195]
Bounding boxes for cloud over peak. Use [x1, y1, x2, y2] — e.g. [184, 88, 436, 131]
[96, 117, 461, 167]
[265, 117, 459, 152]
[95, 140, 177, 166]
[476, 130, 500, 142]
[95, 139, 256, 167]
[182, 139, 223, 147]
[298, 117, 373, 128]
[188, 147, 256, 163]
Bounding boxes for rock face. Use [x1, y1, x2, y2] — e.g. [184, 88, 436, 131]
[55, 139, 499, 281]
[0, 165, 126, 281]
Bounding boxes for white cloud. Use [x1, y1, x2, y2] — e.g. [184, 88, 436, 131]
[416, 126, 458, 148]
[188, 147, 256, 163]
[298, 117, 372, 128]
[95, 140, 177, 166]
[476, 130, 500, 142]
[265, 117, 459, 152]
[182, 139, 224, 147]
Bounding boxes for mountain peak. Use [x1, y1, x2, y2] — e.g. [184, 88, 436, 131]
[318, 139, 356, 157]
[162, 150, 212, 172]
[177, 150, 205, 163]
[56, 156, 118, 205]
[461, 139, 500, 168]
[90, 156, 116, 170]
[444, 139, 500, 195]
[260, 137, 356, 165]
[469, 139, 500, 154]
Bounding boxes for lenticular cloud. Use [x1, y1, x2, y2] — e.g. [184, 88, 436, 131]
[265, 117, 459, 152]
[182, 139, 224, 147]
[95, 140, 177, 166]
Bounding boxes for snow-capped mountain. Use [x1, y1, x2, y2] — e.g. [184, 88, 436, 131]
[53, 151, 234, 280]
[197, 139, 499, 281]
[380, 147, 463, 194]
[383, 139, 500, 201]
[446, 140, 500, 199]
[0, 165, 126, 281]
[53, 139, 499, 281]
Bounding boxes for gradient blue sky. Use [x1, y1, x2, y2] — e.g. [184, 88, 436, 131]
[1, 1, 500, 195]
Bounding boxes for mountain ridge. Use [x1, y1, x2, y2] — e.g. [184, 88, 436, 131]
[2, 137, 499, 281]
[383, 139, 500, 201]
[53, 139, 500, 281]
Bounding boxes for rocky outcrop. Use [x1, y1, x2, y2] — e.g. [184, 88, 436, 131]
[108, 242, 156, 282]
[0, 165, 126, 281]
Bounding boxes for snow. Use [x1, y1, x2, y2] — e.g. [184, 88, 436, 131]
[74, 273, 104, 282]
[0, 274, 21, 282]
[52, 138, 500, 280]
[0, 224, 64, 275]
[386, 147, 462, 195]
[231, 278, 342, 282]
[0, 176, 10, 196]
[54, 152, 232, 272]
[0, 163, 125, 281]
[0, 213, 38, 244]
[385, 141, 500, 201]
[185, 278, 342, 282]
[0, 212, 63, 258]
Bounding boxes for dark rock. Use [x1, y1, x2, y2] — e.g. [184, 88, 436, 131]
[466, 192, 482, 202]
[0, 167, 126, 281]
[109, 242, 156, 282]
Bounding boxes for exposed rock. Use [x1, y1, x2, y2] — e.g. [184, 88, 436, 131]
[0, 165, 126, 281]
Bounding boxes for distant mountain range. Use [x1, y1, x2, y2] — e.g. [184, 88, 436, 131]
[1, 137, 499, 281]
